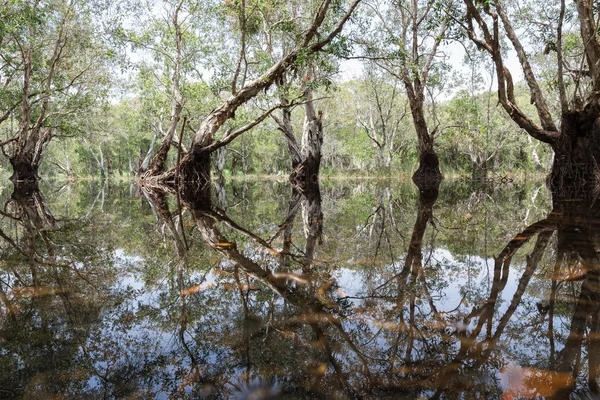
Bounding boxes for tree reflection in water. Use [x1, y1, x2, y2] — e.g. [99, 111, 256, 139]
[2, 180, 600, 398]
[0, 182, 114, 397]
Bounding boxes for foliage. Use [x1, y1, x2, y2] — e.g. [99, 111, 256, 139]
[1, 0, 585, 179]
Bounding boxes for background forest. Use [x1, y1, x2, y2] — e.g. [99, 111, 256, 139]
[0, 0, 569, 181]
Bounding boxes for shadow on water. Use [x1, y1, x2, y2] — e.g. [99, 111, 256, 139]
[2, 178, 600, 398]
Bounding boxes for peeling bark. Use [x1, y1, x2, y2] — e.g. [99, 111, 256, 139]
[139, 129, 160, 173]
[291, 90, 324, 190]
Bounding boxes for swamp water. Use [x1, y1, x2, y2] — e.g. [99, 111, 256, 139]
[0, 178, 597, 399]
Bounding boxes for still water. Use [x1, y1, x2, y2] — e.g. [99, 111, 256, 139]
[0, 178, 597, 399]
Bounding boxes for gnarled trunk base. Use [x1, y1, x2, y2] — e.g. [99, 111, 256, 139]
[412, 151, 443, 192]
[290, 155, 320, 193]
[11, 180, 42, 203]
[10, 155, 40, 183]
[549, 114, 600, 196]
[177, 150, 211, 184]
[139, 149, 211, 203]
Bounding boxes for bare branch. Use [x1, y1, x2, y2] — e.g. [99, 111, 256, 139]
[496, 0, 557, 131]
[463, 0, 559, 145]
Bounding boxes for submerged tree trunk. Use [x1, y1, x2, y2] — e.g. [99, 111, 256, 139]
[272, 84, 323, 190]
[301, 180, 323, 270]
[462, 0, 600, 194]
[3, 5, 78, 184]
[367, 0, 447, 186]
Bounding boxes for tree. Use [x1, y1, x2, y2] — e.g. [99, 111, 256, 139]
[459, 0, 600, 193]
[359, 0, 453, 185]
[0, 0, 111, 184]
[140, 0, 362, 196]
[258, 1, 347, 187]
[124, 0, 212, 178]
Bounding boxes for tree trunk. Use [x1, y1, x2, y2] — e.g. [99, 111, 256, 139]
[273, 90, 303, 170]
[405, 87, 443, 186]
[99, 146, 105, 179]
[282, 107, 303, 170]
[471, 156, 488, 181]
[144, 111, 182, 177]
[215, 147, 227, 176]
[178, 150, 212, 203]
[139, 130, 159, 173]
[392, 179, 440, 298]
[241, 142, 248, 175]
[10, 154, 41, 182]
[291, 91, 323, 190]
[139, 0, 361, 188]
[281, 190, 302, 265]
[178, 149, 212, 185]
[9, 129, 52, 182]
[549, 112, 600, 193]
[215, 174, 227, 210]
[140, 3, 185, 178]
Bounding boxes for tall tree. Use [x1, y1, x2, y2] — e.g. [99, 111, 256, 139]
[258, 0, 346, 187]
[353, 65, 410, 169]
[358, 0, 452, 185]
[124, 0, 212, 178]
[460, 0, 600, 193]
[0, 0, 110, 184]
[270, 71, 326, 190]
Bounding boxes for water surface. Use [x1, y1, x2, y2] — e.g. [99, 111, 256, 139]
[1, 178, 597, 399]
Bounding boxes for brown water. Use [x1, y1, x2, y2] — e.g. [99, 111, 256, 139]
[0, 178, 597, 399]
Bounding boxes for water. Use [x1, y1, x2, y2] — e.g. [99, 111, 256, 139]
[0, 178, 597, 399]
